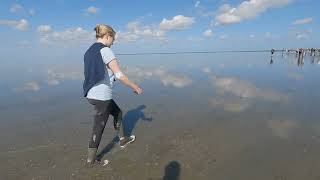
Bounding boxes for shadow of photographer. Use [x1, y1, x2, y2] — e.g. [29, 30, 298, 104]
[163, 161, 181, 180]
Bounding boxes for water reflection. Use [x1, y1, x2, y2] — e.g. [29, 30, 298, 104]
[270, 56, 274, 65]
[14, 81, 41, 92]
[13, 68, 83, 92]
[1, 52, 320, 180]
[123, 65, 193, 88]
[46, 69, 83, 85]
[160, 74, 192, 88]
[287, 72, 304, 80]
[211, 75, 289, 102]
[209, 97, 251, 112]
[201, 67, 211, 74]
[267, 119, 299, 139]
[311, 55, 320, 65]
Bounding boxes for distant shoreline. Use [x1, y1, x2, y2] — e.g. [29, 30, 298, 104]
[117, 49, 319, 56]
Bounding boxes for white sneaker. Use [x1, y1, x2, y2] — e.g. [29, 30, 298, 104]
[119, 135, 136, 149]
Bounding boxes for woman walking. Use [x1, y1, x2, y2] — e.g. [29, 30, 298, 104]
[83, 24, 143, 166]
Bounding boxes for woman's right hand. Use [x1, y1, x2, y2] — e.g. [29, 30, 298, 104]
[133, 85, 143, 95]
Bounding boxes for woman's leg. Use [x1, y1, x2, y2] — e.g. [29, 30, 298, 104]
[109, 99, 136, 148]
[109, 99, 125, 137]
[87, 99, 111, 163]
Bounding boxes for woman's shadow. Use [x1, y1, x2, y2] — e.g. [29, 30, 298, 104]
[122, 104, 152, 137]
[96, 105, 152, 161]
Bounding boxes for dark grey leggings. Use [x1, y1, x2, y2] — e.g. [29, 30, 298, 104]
[87, 98, 125, 149]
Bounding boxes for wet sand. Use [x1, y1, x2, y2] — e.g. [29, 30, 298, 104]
[2, 95, 320, 179]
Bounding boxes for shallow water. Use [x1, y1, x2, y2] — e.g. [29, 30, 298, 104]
[1, 52, 320, 180]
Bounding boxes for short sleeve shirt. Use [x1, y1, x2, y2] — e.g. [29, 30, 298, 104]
[86, 47, 116, 100]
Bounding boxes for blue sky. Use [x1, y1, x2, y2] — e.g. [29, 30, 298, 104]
[0, 0, 319, 57]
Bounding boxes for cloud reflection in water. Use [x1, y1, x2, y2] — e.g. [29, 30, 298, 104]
[211, 75, 289, 102]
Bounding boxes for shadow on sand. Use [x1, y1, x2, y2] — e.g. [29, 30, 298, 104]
[123, 104, 152, 137]
[96, 105, 152, 161]
[163, 161, 181, 180]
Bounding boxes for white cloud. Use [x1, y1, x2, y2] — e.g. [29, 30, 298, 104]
[0, 19, 29, 31]
[117, 32, 139, 42]
[15, 19, 29, 31]
[159, 15, 195, 31]
[187, 36, 203, 42]
[292, 17, 312, 25]
[117, 21, 166, 42]
[250, 34, 255, 38]
[265, 32, 272, 39]
[214, 0, 292, 26]
[38, 27, 95, 44]
[296, 32, 309, 40]
[196, 3, 216, 17]
[118, 15, 195, 43]
[203, 29, 213, 37]
[85, 6, 100, 14]
[295, 30, 312, 40]
[195, 1, 201, 8]
[29, 9, 36, 16]
[10, 3, 23, 13]
[37, 25, 52, 34]
[289, 29, 312, 40]
[126, 21, 139, 32]
[219, 34, 228, 40]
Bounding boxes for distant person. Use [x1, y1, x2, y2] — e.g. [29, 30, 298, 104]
[299, 48, 303, 57]
[83, 24, 143, 166]
[271, 48, 275, 56]
[297, 49, 304, 67]
[285, 49, 289, 55]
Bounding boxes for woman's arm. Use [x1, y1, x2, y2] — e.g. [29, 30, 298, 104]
[107, 59, 143, 94]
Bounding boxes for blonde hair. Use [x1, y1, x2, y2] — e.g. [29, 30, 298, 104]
[94, 24, 116, 39]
